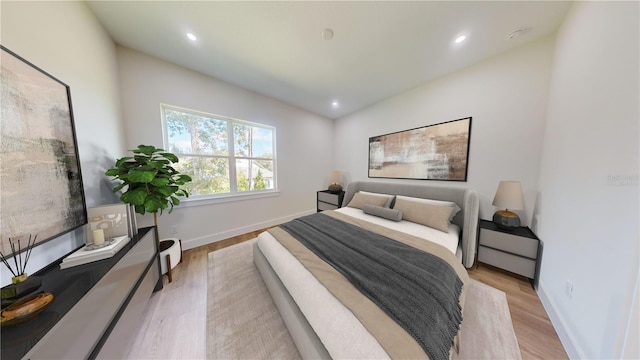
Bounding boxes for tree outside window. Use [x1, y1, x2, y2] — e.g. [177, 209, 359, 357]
[161, 105, 276, 198]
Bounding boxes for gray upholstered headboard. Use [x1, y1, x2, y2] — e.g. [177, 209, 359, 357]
[343, 181, 479, 268]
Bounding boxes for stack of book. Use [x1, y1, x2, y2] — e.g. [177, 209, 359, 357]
[60, 235, 130, 269]
[59, 203, 139, 269]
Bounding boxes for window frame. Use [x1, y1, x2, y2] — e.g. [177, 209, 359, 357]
[160, 103, 278, 205]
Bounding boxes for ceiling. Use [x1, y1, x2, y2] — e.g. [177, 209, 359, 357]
[86, 1, 572, 119]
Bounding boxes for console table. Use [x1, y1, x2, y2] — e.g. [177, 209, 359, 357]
[1, 226, 161, 360]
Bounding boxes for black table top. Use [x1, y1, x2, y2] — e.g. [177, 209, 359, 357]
[479, 219, 538, 239]
[1, 227, 154, 360]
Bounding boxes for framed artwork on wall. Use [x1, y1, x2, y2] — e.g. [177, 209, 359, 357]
[0, 45, 87, 257]
[86, 204, 130, 244]
[368, 117, 472, 181]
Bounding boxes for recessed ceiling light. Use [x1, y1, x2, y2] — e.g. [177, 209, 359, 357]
[454, 35, 467, 44]
[331, 101, 339, 108]
[186, 33, 197, 41]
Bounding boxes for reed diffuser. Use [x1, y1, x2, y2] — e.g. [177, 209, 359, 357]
[0, 235, 36, 283]
[1, 235, 42, 300]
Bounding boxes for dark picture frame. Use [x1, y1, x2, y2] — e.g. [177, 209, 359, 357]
[368, 117, 472, 181]
[0, 45, 87, 257]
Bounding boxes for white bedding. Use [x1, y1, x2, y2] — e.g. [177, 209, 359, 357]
[256, 209, 462, 359]
[335, 207, 460, 254]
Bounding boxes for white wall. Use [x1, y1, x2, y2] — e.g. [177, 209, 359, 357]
[115, 47, 335, 249]
[623, 274, 639, 359]
[537, 2, 639, 358]
[1, 1, 125, 285]
[335, 36, 555, 225]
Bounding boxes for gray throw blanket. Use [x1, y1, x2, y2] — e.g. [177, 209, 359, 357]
[280, 212, 463, 360]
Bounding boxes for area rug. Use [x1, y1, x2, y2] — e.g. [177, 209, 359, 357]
[207, 239, 521, 359]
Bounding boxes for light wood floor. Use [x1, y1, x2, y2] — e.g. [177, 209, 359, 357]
[127, 229, 568, 359]
[468, 263, 568, 359]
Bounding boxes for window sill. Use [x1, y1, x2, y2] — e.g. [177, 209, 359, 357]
[176, 190, 280, 209]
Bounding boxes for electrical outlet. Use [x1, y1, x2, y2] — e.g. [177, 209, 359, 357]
[170, 225, 178, 234]
[565, 280, 574, 300]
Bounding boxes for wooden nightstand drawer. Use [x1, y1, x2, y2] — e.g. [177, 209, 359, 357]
[318, 191, 340, 205]
[479, 228, 538, 259]
[478, 246, 536, 278]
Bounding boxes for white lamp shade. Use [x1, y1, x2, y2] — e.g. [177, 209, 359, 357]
[492, 181, 524, 210]
[328, 170, 343, 184]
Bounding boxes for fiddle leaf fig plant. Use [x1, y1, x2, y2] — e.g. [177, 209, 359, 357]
[105, 145, 192, 234]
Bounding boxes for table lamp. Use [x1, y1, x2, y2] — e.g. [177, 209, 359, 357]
[328, 170, 343, 193]
[492, 180, 524, 229]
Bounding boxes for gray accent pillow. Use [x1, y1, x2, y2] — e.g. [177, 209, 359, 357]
[362, 204, 403, 222]
[392, 197, 454, 232]
[346, 192, 391, 209]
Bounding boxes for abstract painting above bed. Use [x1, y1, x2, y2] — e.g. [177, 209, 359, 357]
[368, 117, 472, 181]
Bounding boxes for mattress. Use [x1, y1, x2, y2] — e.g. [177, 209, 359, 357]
[256, 208, 463, 359]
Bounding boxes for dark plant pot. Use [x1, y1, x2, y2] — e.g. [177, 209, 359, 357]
[159, 240, 174, 252]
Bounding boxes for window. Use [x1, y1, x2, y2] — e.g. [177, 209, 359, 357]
[161, 104, 276, 199]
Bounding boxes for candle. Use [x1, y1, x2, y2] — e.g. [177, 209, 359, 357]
[93, 229, 105, 245]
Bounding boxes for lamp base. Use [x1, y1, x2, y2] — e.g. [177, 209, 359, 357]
[328, 183, 343, 193]
[493, 210, 521, 230]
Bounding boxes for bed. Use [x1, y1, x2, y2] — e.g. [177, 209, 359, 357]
[254, 181, 479, 359]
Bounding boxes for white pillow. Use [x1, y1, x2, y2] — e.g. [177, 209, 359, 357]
[393, 195, 461, 221]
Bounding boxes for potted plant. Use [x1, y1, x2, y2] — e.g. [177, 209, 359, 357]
[105, 145, 192, 281]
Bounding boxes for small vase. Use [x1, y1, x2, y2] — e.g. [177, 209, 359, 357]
[1, 275, 41, 300]
[11, 273, 28, 284]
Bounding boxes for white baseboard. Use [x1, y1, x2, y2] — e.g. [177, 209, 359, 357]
[537, 280, 586, 359]
[181, 210, 315, 250]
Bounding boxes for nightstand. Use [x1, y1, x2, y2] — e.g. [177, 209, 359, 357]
[477, 219, 540, 284]
[317, 190, 344, 212]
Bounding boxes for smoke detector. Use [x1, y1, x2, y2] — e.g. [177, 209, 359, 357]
[322, 28, 334, 40]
